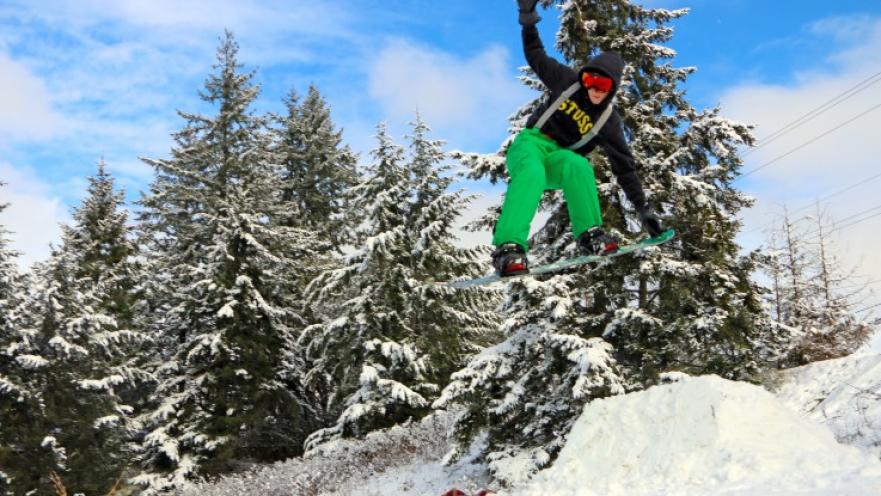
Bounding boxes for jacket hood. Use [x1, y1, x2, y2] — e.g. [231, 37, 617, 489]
[579, 51, 625, 97]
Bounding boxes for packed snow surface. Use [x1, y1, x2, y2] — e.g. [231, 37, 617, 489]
[514, 375, 881, 496]
[775, 353, 881, 458]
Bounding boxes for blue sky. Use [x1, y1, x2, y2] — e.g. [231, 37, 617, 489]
[2, 0, 881, 329]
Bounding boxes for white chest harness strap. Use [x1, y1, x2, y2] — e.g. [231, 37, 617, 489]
[534, 81, 615, 150]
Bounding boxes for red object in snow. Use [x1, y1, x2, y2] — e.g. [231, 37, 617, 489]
[442, 490, 468, 496]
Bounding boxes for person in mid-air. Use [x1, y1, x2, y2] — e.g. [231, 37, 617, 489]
[491, 0, 664, 277]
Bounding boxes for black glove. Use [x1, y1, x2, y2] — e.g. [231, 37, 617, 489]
[638, 207, 665, 238]
[517, 0, 541, 26]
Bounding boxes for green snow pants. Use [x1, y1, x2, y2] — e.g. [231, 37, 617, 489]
[492, 128, 603, 252]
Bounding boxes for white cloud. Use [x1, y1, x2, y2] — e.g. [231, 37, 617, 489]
[720, 15, 881, 325]
[368, 39, 532, 150]
[0, 52, 60, 141]
[8, 0, 356, 57]
[0, 163, 67, 269]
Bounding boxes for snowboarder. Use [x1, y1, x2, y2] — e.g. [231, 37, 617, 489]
[491, 0, 664, 277]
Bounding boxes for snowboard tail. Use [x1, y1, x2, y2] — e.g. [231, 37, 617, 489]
[444, 229, 675, 289]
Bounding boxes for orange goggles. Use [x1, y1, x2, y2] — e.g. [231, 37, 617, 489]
[582, 72, 613, 93]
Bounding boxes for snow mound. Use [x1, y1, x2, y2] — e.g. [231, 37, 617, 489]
[775, 353, 881, 457]
[514, 375, 881, 496]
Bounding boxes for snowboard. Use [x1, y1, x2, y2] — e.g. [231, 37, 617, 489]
[439, 229, 675, 289]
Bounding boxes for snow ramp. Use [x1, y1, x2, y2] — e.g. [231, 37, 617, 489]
[514, 375, 881, 496]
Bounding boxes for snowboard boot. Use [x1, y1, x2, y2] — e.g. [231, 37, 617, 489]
[491, 243, 529, 277]
[442, 490, 468, 496]
[578, 227, 620, 256]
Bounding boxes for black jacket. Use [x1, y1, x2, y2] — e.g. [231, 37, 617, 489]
[522, 25, 646, 211]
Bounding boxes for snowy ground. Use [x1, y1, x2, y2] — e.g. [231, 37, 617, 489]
[178, 413, 493, 496]
[773, 353, 881, 459]
[181, 354, 881, 496]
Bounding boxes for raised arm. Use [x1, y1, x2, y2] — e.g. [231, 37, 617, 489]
[517, 0, 574, 94]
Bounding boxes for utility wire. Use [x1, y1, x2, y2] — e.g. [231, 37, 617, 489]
[798, 205, 881, 241]
[738, 71, 881, 233]
[855, 301, 881, 314]
[744, 69, 881, 157]
[745, 170, 881, 235]
[741, 101, 881, 178]
[830, 208, 881, 234]
[837, 279, 881, 290]
[820, 203, 881, 230]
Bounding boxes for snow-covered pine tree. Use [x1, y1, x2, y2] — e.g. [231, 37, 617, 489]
[0, 183, 35, 492]
[2, 163, 148, 495]
[55, 160, 152, 437]
[272, 85, 359, 249]
[0, 182, 19, 330]
[134, 32, 324, 491]
[801, 205, 874, 359]
[406, 114, 501, 383]
[766, 204, 874, 365]
[302, 120, 498, 451]
[440, 1, 785, 484]
[761, 205, 813, 363]
[302, 123, 429, 450]
[0, 182, 22, 383]
[778, 206, 812, 327]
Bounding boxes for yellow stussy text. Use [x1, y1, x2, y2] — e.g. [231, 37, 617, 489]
[558, 99, 594, 135]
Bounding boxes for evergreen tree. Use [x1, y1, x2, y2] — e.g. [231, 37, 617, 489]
[764, 205, 873, 365]
[442, 1, 785, 484]
[1, 164, 148, 494]
[761, 205, 812, 360]
[302, 123, 426, 450]
[272, 85, 359, 249]
[134, 32, 324, 492]
[0, 182, 20, 329]
[801, 206, 874, 360]
[303, 121, 498, 451]
[0, 182, 34, 492]
[406, 114, 501, 384]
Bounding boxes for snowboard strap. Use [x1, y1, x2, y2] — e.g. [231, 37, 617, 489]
[534, 81, 616, 151]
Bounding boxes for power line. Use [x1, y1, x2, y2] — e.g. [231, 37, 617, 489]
[744, 69, 881, 157]
[738, 71, 881, 233]
[745, 170, 881, 235]
[795, 171, 881, 212]
[798, 205, 881, 241]
[819, 203, 881, 231]
[855, 302, 881, 314]
[838, 279, 881, 290]
[741, 101, 881, 178]
[831, 208, 881, 234]
[751, 69, 881, 147]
